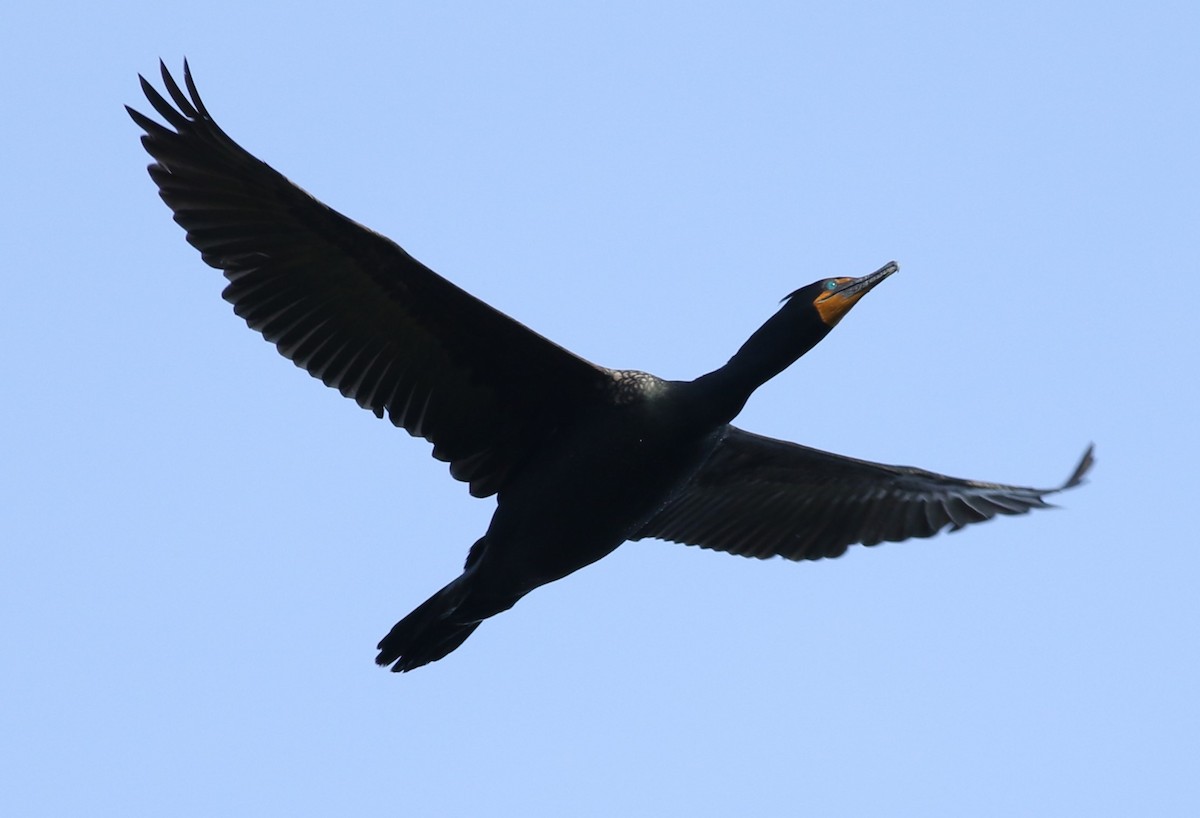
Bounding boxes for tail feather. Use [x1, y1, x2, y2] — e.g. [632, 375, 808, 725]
[375, 579, 481, 673]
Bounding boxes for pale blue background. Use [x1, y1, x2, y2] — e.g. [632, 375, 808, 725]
[3, 2, 1197, 815]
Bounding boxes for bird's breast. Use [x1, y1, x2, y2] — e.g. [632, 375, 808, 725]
[478, 401, 723, 589]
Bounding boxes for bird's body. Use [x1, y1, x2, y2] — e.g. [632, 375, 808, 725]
[129, 62, 1092, 673]
[401, 375, 723, 666]
[480, 375, 715, 591]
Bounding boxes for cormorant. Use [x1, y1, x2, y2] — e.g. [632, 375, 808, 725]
[129, 62, 1093, 673]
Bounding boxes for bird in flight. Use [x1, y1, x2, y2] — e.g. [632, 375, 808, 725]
[129, 61, 1092, 673]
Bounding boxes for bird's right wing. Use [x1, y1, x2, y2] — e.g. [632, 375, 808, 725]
[128, 62, 613, 497]
[633, 427, 1093, 560]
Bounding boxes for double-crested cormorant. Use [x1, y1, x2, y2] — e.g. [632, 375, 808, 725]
[129, 62, 1093, 673]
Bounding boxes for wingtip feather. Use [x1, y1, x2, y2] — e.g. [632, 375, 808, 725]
[1062, 444, 1095, 490]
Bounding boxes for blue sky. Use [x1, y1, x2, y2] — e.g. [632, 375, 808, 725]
[3, 2, 1198, 815]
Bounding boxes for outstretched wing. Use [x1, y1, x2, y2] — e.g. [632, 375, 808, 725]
[634, 427, 1093, 559]
[129, 61, 612, 497]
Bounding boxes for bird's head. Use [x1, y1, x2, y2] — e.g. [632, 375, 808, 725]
[786, 260, 898, 328]
[697, 260, 898, 423]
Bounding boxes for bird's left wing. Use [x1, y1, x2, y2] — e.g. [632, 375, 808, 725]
[128, 62, 614, 498]
[633, 427, 1093, 560]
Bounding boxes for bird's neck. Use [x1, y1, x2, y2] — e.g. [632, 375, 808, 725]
[690, 307, 829, 425]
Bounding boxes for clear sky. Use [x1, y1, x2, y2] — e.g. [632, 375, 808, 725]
[3, 2, 1197, 816]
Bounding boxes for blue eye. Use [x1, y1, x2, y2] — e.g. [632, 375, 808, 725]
[825, 280, 837, 291]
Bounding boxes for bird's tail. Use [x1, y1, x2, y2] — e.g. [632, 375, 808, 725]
[375, 577, 481, 673]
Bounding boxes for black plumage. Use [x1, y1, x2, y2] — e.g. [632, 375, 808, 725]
[129, 62, 1092, 672]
